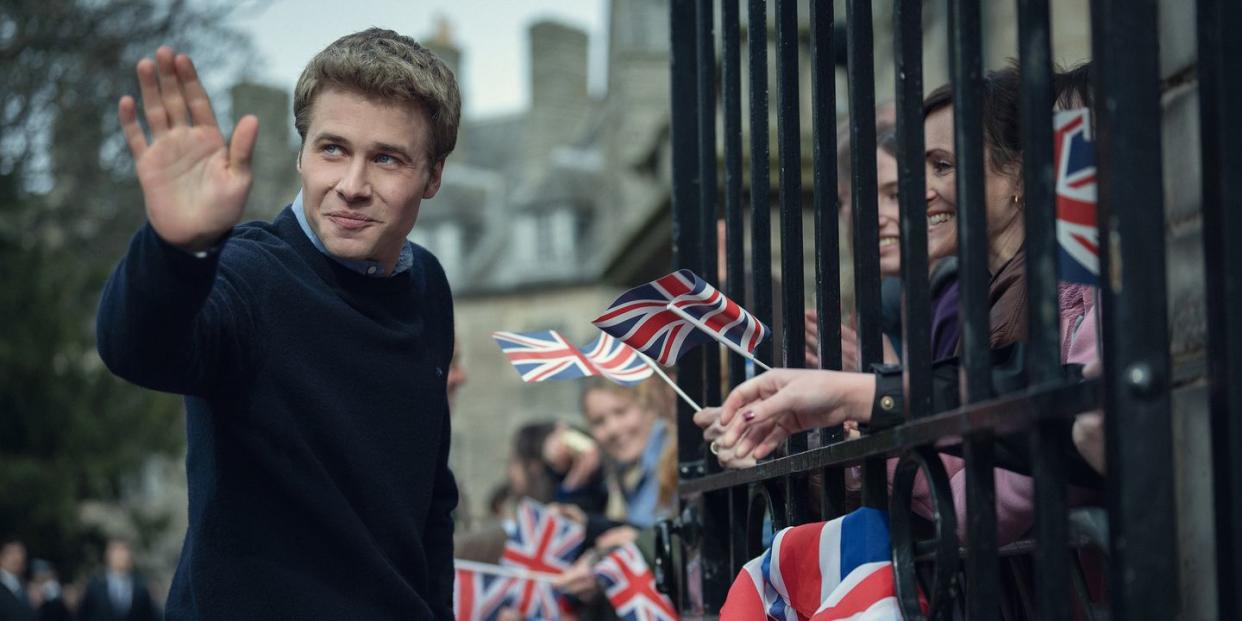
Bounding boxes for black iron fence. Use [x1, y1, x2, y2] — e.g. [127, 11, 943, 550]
[658, 0, 1242, 618]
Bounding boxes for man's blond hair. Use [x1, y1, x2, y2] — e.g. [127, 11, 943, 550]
[293, 28, 461, 163]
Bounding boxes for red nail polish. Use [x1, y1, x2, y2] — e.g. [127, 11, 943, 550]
[742, 411, 755, 422]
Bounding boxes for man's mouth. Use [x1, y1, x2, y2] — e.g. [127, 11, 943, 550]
[326, 212, 377, 231]
[879, 235, 899, 248]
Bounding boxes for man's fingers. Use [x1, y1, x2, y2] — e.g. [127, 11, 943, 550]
[118, 97, 147, 160]
[229, 115, 260, 172]
[176, 53, 219, 129]
[156, 46, 190, 128]
[136, 58, 169, 136]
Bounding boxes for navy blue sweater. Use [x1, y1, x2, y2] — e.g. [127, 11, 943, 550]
[97, 207, 458, 620]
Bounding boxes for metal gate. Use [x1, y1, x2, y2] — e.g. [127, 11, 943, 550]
[656, 0, 1242, 618]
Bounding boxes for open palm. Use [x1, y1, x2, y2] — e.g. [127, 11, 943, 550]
[120, 46, 258, 251]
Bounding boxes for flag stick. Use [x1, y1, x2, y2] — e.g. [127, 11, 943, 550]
[635, 351, 702, 412]
[666, 304, 773, 371]
[453, 559, 560, 583]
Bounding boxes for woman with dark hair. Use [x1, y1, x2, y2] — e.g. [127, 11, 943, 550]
[698, 62, 1103, 544]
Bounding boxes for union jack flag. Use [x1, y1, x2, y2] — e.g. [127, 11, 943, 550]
[592, 270, 716, 366]
[1055, 108, 1099, 285]
[594, 544, 680, 621]
[492, 330, 598, 383]
[453, 564, 517, 621]
[668, 282, 769, 358]
[580, 333, 655, 386]
[720, 508, 906, 621]
[502, 499, 585, 618]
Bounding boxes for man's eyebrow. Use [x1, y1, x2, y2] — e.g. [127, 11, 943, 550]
[312, 132, 350, 145]
[373, 142, 415, 161]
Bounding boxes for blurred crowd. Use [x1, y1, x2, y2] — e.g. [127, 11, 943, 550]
[452, 351, 679, 620]
[0, 538, 159, 621]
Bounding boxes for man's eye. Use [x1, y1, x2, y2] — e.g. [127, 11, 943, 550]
[322, 144, 341, 155]
[375, 153, 399, 165]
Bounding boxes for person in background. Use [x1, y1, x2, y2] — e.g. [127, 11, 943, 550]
[78, 539, 157, 621]
[0, 540, 33, 621]
[541, 377, 677, 615]
[24, 560, 68, 621]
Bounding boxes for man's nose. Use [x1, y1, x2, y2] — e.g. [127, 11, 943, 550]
[336, 159, 371, 201]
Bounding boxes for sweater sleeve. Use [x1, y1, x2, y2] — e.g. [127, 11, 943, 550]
[96, 223, 252, 397]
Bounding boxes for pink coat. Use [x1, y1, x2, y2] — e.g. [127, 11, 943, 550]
[890, 283, 1100, 544]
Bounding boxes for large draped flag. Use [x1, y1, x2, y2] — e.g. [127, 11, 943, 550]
[720, 508, 903, 621]
[1054, 107, 1099, 285]
[593, 270, 766, 366]
[593, 543, 680, 621]
[493, 330, 653, 385]
[501, 499, 585, 620]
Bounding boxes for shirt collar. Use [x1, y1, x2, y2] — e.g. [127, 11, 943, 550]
[291, 190, 413, 277]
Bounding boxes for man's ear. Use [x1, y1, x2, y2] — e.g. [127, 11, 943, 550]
[296, 149, 302, 173]
[423, 160, 444, 199]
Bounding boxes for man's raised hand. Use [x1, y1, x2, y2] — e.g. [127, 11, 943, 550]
[119, 47, 259, 252]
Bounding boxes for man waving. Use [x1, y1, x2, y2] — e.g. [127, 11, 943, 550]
[97, 29, 460, 620]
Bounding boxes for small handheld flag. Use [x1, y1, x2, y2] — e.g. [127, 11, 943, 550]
[501, 499, 584, 620]
[1054, 108, 1099, 286]
[594, 270, 768, 367]
[580, 333, 656, 386]
[492, 330, 598, 383]
[593, 543, 680, 621]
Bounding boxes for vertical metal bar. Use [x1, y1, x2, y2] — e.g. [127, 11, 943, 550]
[697, 0, 723, 411]
[809, 0, 846, 522]
[774, 0, 805, 373]
[892, 0, 931, 419]
[947, 0, 1002, 617]
[1199, 0, 1242, 615]
[722, 0, 746, 391]
[947, 0, 992, 402]
[671, 0, 705, 470]
[845, 0, 886, 509]
[1015, 0, 1071, 617]
[810, 0, 842, 376]
[775, 0, 806, 458]
[748, 0, 773, 369]
[1090, 0, 1178, 618]
[845, 0, 881, 369]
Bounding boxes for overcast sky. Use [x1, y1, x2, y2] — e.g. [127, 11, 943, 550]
[224, 0, 607, 120]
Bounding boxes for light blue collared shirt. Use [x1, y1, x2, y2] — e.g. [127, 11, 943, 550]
[291, 190, 414, 277]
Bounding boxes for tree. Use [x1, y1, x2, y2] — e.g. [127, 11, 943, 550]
[0, 0, 257, 578]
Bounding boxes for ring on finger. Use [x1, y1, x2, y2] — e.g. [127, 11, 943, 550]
[709, 441, 720, 455]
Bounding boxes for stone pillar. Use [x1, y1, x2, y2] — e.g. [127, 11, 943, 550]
[526, 20, 590, 177]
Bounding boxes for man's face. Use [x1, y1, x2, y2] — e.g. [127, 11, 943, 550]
[105, 541, 133, 574]
[0, 543, 25, 575]
[298, 88, 443, 273]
